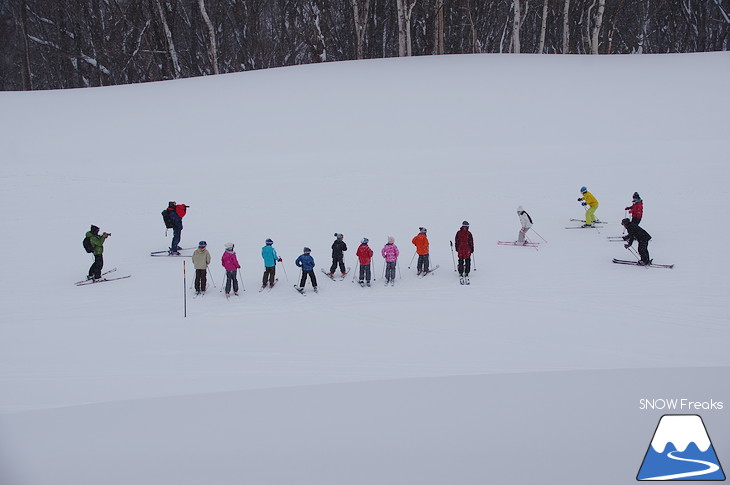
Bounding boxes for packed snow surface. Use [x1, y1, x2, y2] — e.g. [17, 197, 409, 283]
[1, 52, 729, 485]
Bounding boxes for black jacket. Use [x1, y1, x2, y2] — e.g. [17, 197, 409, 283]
[331, 239, 347, 258]
[623, 222, 651, 245]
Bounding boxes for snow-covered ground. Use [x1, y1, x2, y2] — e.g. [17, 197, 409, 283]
[0, 52, 728, 485]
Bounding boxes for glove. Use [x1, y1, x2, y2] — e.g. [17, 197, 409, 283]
[624, 207, 630, 210]
[278, 258, 282, 262]
[624, 244, 630, 249]
[581, 202, 587, 206]
[577, 198, 582, 202]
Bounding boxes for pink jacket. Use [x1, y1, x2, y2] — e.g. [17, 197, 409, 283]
[221, 250, 240, 271]
[381, 243, 399, 262]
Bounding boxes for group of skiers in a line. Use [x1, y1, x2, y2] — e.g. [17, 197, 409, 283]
[184, 223, 475, 295]
[83, 191, 650, 285]
[576, 187, 653, 265]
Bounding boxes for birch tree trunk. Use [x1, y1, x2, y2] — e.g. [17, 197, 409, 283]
[538, 0, 549, 53]
[395, 0, 417, 56]
[154, 0, 182, 78]
[562, 0, 571, 53]
[198, 0, 219, 74]
[18, 0, 34, 90]
[351, 0, 370, 60]
[590, 0, 606, 54]
[512, 0, 521, 53]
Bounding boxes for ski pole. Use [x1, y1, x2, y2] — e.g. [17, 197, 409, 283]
[407, 250, 416, 269]
[397, 261, 402, 279]
[220, 273, 226, 292]
[238, 269, 245, 292]
[371, 259, 376, 282]
[530, 228, 548, 243]
[183, 261, 187, 318]
[382, 259, 386, 279]
[352, 263, 359, 282]
[207, 266, 217, 288]
[449, 241, 457, 271]
[279, 259, 289, 281]
[472, 254, 477, 272]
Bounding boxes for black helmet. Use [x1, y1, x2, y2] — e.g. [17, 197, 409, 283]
[621, 218, 630, 226]
[462, 220, 470, 227]
[303, 247, 311, 253]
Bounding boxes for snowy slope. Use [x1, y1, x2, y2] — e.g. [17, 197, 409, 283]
[0, 53, 729, 485]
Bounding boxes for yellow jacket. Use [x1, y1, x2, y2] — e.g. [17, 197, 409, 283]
[580, 191, 598, 207]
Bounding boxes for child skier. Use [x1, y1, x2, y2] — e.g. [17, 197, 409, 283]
[295, 247, 318, 292]
[516, 206, 533, 245]
[577, 187, 599, 227]
[356, 238, 374, 286]
[411, 227, 430, 275]
[454, 221, 474, 277]
[221, 242, 241, 296]
[381, 236, 399, 285]
[191, 240, 211, 294]
[622, 218, 652, 265]
[261, 238, 281, 289]
[625, 192, 643, 225]
[328, 233, 347, 277]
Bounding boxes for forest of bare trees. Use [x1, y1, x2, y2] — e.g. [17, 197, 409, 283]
[1, 0, 728, 90]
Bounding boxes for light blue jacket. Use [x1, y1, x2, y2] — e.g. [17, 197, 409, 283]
[262, 245, 279, 267]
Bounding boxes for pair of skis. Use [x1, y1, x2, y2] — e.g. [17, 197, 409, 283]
[321, 267, 350, 281]
[612, 258, 674, 269]
[259, 278, 279, 292]
[497, 240, 540, 248]
[417, 265, 440, 278]
[150, 247, 195, 257]
[75, 268, 131, 286]
[294, 285, 318, 296]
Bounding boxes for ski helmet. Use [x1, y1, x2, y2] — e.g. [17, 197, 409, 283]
[168, 201, 176, 208]
[580, 186, 587, 193]
[621, 218, 630, 226]
[419, 227, 427, 234]
[334, 233, 344, 238]
[303, 247, 311, 253]
[198, 241, 207, 247]
[224, 242, 234, 250]
[461, 221, 470, 227]
[633, 192, 640, 200]
[361, 238, 369, 244]
[388, 236, 395, 243]
[265, 238, 273, 245]
[517, 206, 524, 213]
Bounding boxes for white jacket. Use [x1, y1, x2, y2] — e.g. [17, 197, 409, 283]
[518, 211, 533, 230]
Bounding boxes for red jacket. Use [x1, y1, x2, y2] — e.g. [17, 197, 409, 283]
[454, 228, 474, 258]
[627, 200, 643, 219]
[356, 244, 373, 265]
[412, 234, 429, 255]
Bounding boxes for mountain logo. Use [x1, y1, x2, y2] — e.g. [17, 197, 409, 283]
[637, 414, 725, 481]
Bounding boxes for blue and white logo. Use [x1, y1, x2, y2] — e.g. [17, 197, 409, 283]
[637, 414, 725, 481]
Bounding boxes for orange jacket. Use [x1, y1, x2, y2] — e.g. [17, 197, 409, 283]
[412, 233, 429, 255]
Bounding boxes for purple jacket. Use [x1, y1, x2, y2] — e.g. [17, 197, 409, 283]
[221, 250, 240, 271]
[381, 243, 399, 262]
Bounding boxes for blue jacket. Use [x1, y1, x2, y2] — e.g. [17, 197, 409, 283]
[167, 208, 183, 230]
[262, 245, 279, 267]
[295, 253, 315, 271]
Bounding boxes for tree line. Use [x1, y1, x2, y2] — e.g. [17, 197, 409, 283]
[1, 0, 728, 90]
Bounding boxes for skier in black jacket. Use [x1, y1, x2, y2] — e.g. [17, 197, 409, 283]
[622, 218, 652, 265]
[328, 233, 347, 276]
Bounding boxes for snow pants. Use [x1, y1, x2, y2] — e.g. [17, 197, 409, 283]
[88, 254, 103, 279]
[517, 226, 530, 244]
[417, 254, 430, 272]
[385, 262, 397, 281]
[458, 257, 471, 276]
[585, 204, 599, 225]
[263, 266, 276, 286]
[358, 264, 371, 282]
[195, 269, 207, 292]
[330, 256, 346, 274]
[171, 227, 182, 252]
[637, 238, 651, 264]
[300, 270, 317, 289]
[225, 269, 239, 294]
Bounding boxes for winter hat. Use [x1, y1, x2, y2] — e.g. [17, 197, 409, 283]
[168, 201, 176, 208]
[461, 220, 470, 227]
[224, 242, 234, 250]
[517, 206, 524, 213]
[265, 238, 273, 245]
[90, 224, 100, 234]
[198, 241, 207, 247]
[580, 186, 587, 193]
[334, 233, 344, 238]
[361, 238, 369, 244]
[303, 247, 311, 253]
[419, 227, 427, 234]
[633, 192, 641, 200]
[621, 218, 630, 226]
[387, 236, 395, 244]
